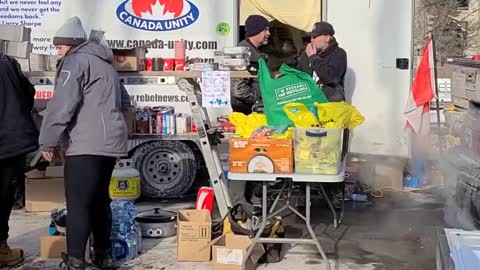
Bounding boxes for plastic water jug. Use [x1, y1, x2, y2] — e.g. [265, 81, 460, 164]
[110, 159, 141, 201]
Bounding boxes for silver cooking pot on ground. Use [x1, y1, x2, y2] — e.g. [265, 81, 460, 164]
[135, 208, 177, 238]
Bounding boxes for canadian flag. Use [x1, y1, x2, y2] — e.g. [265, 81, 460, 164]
[404, 36, 436, 135]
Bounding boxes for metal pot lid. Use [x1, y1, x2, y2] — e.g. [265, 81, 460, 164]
[136, 208, 177, 224]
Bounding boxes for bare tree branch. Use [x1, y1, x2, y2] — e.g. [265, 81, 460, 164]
[415, 0, 478, 63]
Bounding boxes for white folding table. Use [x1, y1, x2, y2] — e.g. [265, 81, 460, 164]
[228, 164, 345, 270]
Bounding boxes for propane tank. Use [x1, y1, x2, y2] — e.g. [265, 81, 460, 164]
[109, 159, 141, 201]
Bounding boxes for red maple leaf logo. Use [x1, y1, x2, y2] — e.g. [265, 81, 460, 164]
[131, 0, 184, 18]
[132, 0, 157, 17]
[159, 0, 184, 17]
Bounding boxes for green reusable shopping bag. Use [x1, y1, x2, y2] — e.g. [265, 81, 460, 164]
[258, 58, 328, 127]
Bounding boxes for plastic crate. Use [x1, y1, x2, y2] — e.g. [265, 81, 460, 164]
[294, 128, 343, 175]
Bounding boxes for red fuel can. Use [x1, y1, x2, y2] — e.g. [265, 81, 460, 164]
[195, 187, 214, 214]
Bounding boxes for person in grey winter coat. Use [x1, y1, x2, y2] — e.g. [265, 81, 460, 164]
[39, 17, 130, 270]
[230, 15, 270, 115]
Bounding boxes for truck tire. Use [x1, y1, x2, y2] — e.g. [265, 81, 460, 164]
[132, 141, 197, 198]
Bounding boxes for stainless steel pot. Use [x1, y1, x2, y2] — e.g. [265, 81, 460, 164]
[135, 208, 177, 238]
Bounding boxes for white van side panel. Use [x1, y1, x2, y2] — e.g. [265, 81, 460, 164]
[326, 0, 414, 157]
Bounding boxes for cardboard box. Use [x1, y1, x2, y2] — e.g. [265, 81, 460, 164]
[29, 53, 50, 71]
[25, 169, 45, 179]
[0, 41, 32, 58]
[48, 55, 60, 71]
[40, 236, 90, 259]
[112, 48, 145, 71]
[211, 235, 265, 270]
[453, 95, 470, 109]
[0, 25, 31, 42]
[40, 236, 66, 259]
[229, 138, 293, 174]
[26, 177, 65, 212]
[46, 166, 64, 178]
[177, 210, 212, 262]
[374, 158, 406, 190]
[13, 57, 30, 71]
[26, 166, 65, 212]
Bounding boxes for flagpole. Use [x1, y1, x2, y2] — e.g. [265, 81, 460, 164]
[430, 33, 443, 154]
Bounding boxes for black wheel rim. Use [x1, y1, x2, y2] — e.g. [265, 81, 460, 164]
[142, 149, 183, 190]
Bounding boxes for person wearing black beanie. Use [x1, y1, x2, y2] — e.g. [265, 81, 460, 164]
[244, 15, 270, 46]
[230, 15, 270, 214]
[231, 15, 270, 115]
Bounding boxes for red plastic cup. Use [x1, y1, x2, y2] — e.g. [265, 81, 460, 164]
[175, 59, 186, 71]
[191, 122, 197, 133]
[144, 58, 153, 71]
[164, 58, 175, 71]
[195, 187, 214, 214]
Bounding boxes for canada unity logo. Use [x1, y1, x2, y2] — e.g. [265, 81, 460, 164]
[116, 0, 200, 32]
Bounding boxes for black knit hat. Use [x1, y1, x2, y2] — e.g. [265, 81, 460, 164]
[245, 15, 269, 37]
[306, 22, 335, 37]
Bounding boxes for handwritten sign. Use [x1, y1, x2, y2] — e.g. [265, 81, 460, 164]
[201, 71, 230, 108]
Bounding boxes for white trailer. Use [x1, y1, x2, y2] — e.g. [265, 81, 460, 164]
[1, 0, 415, 196]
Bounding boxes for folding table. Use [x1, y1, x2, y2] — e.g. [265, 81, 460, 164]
[228, 164, 345, 270]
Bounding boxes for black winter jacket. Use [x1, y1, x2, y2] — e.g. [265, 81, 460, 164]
[0, 53, 39, 160]
[231, 39, 265, 115]
[297, 40, 347, 102]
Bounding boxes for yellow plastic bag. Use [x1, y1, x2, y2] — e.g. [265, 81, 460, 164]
[229, 112, 267, 138]
[314, 102, 365, 129]
[229, 112, 294, 139]
[283, 103, 319, 128]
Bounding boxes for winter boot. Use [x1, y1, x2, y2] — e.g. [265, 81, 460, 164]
[0, 241, 24, 267]
[59, 253, 86, 270]
[91, 250, 116, 270]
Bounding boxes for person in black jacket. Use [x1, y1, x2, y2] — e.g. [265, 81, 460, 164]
[297, 22, 347, 102]
[0, 53, 39, 267]
[297, 22, 348, 212]
[231, 15, 270, 115]
[229, 15, 271, 214]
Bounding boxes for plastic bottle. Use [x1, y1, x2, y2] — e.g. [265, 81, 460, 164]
[109, 160, 141, 201]
[49, 221, 56, 236]
[110, 201, 139, 262]
[111, 233, 132, 263]
[128, 231, 138, 259]
[352, 193, 369, 202]
[111, 206, 129, 235]
[135, 222, 142, 254]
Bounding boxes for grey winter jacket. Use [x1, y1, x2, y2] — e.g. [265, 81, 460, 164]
[39, 41, 131, 157]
